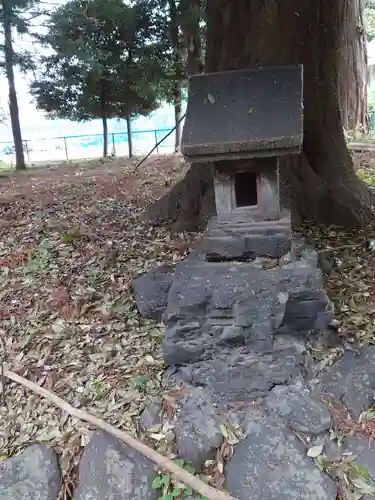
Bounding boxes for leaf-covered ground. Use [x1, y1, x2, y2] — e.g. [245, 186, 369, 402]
[0, 155, 189, 489]
[2, 151, 375, 499]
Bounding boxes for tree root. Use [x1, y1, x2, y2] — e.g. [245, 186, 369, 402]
[145, 154, 375, 233]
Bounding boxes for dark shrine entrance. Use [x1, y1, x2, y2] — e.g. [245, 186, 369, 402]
[234, 171, 258, 207]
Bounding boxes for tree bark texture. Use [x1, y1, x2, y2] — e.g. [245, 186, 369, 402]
[180, 0, 204, 75]
[3, 0, 26, 170]
[126, 114, 133, 158]
[339, 0, 369, 135]
[146, 0, 374, 231]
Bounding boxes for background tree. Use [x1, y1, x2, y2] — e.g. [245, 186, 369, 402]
[30, 0, 162, 157]
[365, 0, 375, 40]
[0, 0, 42, 170]
[137, 0, 186, 152]
[134, 0, 204, 151]
[146, 0, 375, 231]
[168, 0, 184, 151]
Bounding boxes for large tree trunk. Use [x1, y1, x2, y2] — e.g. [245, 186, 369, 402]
[3, 0, 26, 171]
[146, 0, 374, 231]
[339, 0, 369, 135]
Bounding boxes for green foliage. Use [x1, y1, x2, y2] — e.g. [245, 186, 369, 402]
[131, 0, 205, 105]
[0, 0, 45, 73]
[30, 0, 164, 123]
[366, 7, 375, 41]
[314, 449, 375, 499]
[24, 242, 54, 276]
[132, 374, 150, 392]
[365, 0, 375, 41]
[152, 460, 209, 500]
[357, 169, 375, 185]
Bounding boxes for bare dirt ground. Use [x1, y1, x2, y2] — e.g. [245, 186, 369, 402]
[1, 151, 375, 498]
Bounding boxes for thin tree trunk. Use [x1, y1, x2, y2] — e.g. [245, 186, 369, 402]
[100, 83, 108, 157]
[169, 0, 184, 152]
[174, 81, 182, 152]
[126, 114, 133, 158]
[145, 0, 374, 231]
[102, 115, 108, 157]
[2, 0, 25, 170]
[339, 0, 368, 135]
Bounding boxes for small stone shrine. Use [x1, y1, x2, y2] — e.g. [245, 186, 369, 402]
[182, 65, 303, 261]
[134, 64, 334, 404]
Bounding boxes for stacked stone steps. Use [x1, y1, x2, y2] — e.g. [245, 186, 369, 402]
[201, 216, 292, 260]
[206, 215, 291, 232]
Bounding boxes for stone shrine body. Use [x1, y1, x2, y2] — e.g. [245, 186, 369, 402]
[182, 65, 303, 261]
[134, 64, 333, 403]
[131, 65, 348, 500]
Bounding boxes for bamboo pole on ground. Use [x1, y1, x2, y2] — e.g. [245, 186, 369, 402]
[2, 365, 238, 500]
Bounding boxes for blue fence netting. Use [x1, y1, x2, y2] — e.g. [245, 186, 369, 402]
[0, 127, 176, 164]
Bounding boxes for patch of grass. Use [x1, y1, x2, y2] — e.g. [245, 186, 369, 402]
[152, 460, 210, 500]
[132, 375, 151, 393]
[23, 241, 55, 276]
[314, 453, 375, 499]
[357, 169, 375, 185]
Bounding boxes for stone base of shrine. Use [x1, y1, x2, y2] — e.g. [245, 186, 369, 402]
[200, 214, 292, 260]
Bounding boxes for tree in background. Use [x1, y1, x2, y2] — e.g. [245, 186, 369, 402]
[365, 0, 375, 41]
[147, 0, 375, 232]
[0, 0, 42, 170]
[30, 0, 162, 157]
[167, 0, 184, 151]
[134, 0, 203, 151]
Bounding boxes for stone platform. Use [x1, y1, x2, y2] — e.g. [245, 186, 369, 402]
[134, 214, 333, 406]
[201, 215, 292, 260]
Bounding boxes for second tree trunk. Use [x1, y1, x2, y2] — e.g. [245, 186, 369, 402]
[126, 115, 133, 158]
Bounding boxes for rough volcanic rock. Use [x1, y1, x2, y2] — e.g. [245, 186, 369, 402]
[278, 289, 333, 335]
[225, 410, 337, 500]
[173, 346, 305, 404]
[320, 346, 375, 415]
[162, 252, 327, 366]
[133, 264, 174, 320]
[139, 399, 163, 431]
[0, 444, 61, 500]
[174, 387, 223, 470]
[266, 381, 331, 435]
[74, 431, 157, 500]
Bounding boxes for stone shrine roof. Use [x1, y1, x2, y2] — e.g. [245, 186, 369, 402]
[181, 65, 303, 162]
